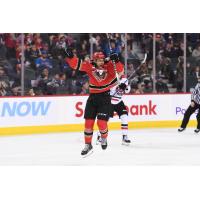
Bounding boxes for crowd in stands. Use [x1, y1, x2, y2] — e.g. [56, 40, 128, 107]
[0, 33, 90, 96]
[0, 33, 200, 96]
[128, 33, 200, 93]
[126, 33, 183, 93]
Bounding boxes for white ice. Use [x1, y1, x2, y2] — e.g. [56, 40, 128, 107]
[0, 128, 200, 165]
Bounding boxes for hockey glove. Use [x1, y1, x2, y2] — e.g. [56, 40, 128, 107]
[65, 48, 74, 58]
[118, 83, 127, 91]
[110, 53, 119, 63]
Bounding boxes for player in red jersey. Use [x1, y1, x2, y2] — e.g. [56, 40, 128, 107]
[65, 49, 124, 156]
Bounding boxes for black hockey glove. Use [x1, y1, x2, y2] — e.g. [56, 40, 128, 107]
[65, 48, 74, 58]
[118, 83, 127, 91]
[110, 53, 119, 63]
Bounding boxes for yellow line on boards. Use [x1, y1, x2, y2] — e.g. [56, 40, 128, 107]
[0, 120, 197, 136]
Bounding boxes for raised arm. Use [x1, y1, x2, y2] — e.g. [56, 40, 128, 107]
[109, 53, 125, 80]
[65, 48, 91, 72]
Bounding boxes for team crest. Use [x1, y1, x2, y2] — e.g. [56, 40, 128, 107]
[92, 68, 107, 81]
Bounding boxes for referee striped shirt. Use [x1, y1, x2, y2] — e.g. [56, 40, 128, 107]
[191, 83, 200, 104]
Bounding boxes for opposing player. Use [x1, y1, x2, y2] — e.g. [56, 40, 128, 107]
[97, 76, 131, 145]
[178, 77, 200, 133]
[65, 49, 124, 156]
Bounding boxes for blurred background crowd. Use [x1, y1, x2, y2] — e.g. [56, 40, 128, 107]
[0, 33, 200, 96]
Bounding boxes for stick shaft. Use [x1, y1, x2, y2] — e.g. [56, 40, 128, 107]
[106, 33, 120, 83]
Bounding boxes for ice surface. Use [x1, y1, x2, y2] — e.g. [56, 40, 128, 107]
[0, 128, 200, 165]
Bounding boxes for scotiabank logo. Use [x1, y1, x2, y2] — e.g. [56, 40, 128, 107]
[126, 100, 157, 115]
[75, 100, 157, 117]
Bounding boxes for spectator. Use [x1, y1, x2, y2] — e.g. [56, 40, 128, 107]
[41, 43, 51, 58]
[130, 82, 139, 94]
[25, 44, 32, 62]
[135, 82, 145, 94]
[30, 44, 40, 61]
[143, 81, 153, 93]
[69, 78, 81, 95]
[27, 88, 36, 96]
[45, 74, 60, 95]
[57, 73, 66, 86]
[194, 66, 200, 78]
[56, 34, 67, 50]
[33, 34, 43, 50]
[0, 80, 10, 96]
[176, 57, 184, 92]
[79, 40, 90, 59]
[0, 34, 7, 59]
[163, 43, 174, 58]
[56, 73, 73, 94]
[4, 34, 16, 59]
[0, 66, 9, 82]
[109, 39, 121, 55]
[127, 62, 134, 78]
[36, 68, 52, 95]
[25, 33, 33, 46]
[15, 53, 31, 75]
[80, 80, 89, 94]
[11, 85, 21, 96]
[192, 44, 200, 63]
[156, 77, 169, 93]
[35, 50, 52, 72]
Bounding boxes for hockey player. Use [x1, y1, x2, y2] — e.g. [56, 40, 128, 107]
[178, 77, 200, 133]
[97, 76, 131, 145]
[65, 49, 124, 156]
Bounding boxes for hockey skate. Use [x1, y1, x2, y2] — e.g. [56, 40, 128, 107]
[96, 133, 102, 145]
[122, 135, 131, 145]
[194, 129, 200, 133]
[101, 138, 107, 150]
[178, 127, 186, 132]
[81, 144, 93, 157]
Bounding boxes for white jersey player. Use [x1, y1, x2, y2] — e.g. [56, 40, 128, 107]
[97, 76, 131, 145]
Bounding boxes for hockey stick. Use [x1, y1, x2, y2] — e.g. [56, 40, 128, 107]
[126, 53, 147, 82]
[118, 53, 147, 85]
[111, 53, 147, 96]
[106, 33, 120, 84]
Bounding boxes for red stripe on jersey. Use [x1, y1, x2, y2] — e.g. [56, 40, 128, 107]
[90, 79, 118, 93]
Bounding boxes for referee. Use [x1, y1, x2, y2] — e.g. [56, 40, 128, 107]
[178, 77, 200, 133]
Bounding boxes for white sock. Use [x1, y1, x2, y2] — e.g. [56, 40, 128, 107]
[120, 114, 128, 136]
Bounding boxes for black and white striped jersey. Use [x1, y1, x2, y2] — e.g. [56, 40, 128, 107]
[191, 83, 200, 104]
[110, 78, 131, 105]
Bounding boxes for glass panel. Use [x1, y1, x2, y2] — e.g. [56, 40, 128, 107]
[24, 33, 90, 96]
[0, 33, 22, 96]
[155, 33, 184, 93]
[186, 33, 200, 92]
[126, 33, 153, 94]
[0, 33, 188, 96]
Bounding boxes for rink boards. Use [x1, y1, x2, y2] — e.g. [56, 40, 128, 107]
[0, 94, 197, 135]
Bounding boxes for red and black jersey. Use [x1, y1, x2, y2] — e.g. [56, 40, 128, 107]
[66, 57, 124, 94]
